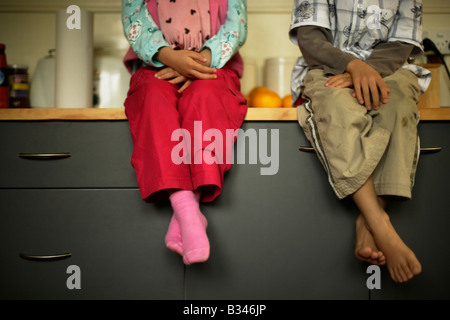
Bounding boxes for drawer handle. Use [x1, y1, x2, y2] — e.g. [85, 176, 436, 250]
[19, 153, 71, 160]
[420, 147, 442, 154]
[19, 252, 72, 261]
[299, 146, 443, 154]
[299, 146, 315, 153]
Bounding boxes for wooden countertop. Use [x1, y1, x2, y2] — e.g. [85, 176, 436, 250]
[0, 107, 449, 121]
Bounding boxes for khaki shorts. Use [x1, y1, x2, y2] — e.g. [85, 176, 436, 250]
[298, 68, 421, 199]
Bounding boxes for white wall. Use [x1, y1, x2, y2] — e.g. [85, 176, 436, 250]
[0, 0, 449, 101]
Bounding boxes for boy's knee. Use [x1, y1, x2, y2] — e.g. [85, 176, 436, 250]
[385, 70, 420, 104]
[385, 86, 419, 118]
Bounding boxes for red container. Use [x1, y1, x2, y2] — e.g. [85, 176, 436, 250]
[0, 43, 9, 108]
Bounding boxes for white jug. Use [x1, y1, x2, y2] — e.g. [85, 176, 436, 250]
[30, 49, 55, 108]
[263, 57, 298, 98]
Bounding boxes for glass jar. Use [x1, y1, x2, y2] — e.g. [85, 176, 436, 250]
[9, 64, 30, 108]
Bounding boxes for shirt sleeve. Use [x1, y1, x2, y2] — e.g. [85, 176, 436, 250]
[122, 0, 171, 68]
[289, 0, 332, 46]
[388, 0, 424, 57]
[201, 0, 248, 69]
[297, 26, 415, 78]
[365, 41, 415, 77]
[296, 26, 355, 75]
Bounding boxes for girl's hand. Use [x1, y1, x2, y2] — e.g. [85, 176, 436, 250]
[155, 47, 217, 80]
[155, 67, 186, 84]
[155, 67, 193, 93]
[178, 79, 193, 93]
[199, 48, 212, 67]
[345, 59, 390, 110]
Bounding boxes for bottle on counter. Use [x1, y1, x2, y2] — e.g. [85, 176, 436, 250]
[0, 43, 9, 108]
[9, 64, 30, 108]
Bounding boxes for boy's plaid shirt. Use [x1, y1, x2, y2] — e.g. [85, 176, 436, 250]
[289, 0, 431, 103]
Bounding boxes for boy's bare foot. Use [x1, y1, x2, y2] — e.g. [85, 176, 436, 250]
[370, 213, 422, 283]
[355, 214, 386, 266]
[352, 177, 421, 283]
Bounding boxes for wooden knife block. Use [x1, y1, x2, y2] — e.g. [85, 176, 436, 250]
[418, 63, 440, 109]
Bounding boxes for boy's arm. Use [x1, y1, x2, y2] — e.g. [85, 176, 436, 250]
[296, 26, 414, 77]
[296, 26, 355, 75]
[365, 41, 414, 77]
[345, 59, 389, 110]
[346, 41, 414, 110]
[296, 25, 388, 110]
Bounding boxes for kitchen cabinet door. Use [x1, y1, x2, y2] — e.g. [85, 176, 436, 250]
[0, 189, 184, 300]
[0, 121, 137, 189]
[185, 122, 370, 300]
[370, 121, 450, 299]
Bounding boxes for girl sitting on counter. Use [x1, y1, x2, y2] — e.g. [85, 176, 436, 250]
[121, 0, 248, 265]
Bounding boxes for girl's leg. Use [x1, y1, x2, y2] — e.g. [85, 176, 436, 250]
[124, 67, 194, 202]
[169, 190, 209, 265]
[179, 68, 248, 202]
[125, 67, 200, 261]
[167, 68, 247, 264]
[165, 191, 205, 256]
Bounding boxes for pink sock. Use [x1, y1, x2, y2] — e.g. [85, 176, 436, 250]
[165, 191, 205, 255]
[165, 214, 184, 255]
[168, 190, 209, 265]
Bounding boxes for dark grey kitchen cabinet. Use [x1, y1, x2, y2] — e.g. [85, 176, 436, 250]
[0, 189, 183, 300]
[0, 121, 138, 189]
[185, 121, 450, 300]
[185, 122, 369, 300]
[0, 121, 183, 299]
[0, 119, 449, 300]
[369, 121, 450, 300]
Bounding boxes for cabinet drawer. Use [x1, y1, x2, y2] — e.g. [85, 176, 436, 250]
[0, 121, 138, 188]
[0, 189, 183, 299]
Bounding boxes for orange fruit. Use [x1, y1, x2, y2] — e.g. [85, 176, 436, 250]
[247, 86, 268, 106]
[282, 94, 293, 108]
[248, 86, 282, 108]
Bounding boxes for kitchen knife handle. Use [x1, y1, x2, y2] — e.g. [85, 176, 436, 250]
[19, 252, 72, 261]
[19, 153, 71, 160]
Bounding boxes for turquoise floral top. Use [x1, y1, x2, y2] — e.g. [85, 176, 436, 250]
[122, 0, 247, 69]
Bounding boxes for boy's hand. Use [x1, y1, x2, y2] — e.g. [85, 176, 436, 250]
[326, 72, 353, 88]
[155, 47, 217, 80]
[345, 59, 390, 110]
